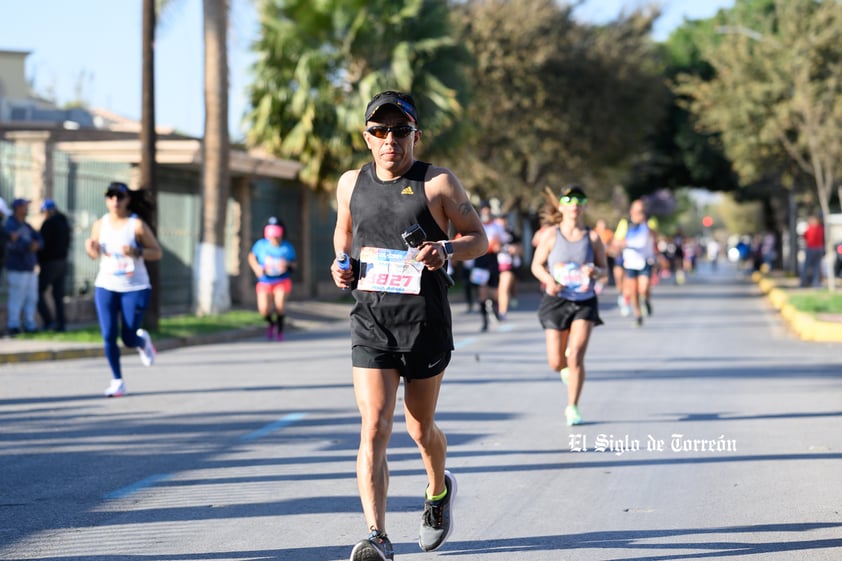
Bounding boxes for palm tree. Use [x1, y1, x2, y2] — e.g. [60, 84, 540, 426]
[246, 0, 468, 192]
[194, 0, 232, 315]
[150, 0, 232, 314]
[140, 0, 160, 328]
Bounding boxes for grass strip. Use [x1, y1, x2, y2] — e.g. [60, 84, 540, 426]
[16, 310, 264, 343]
[786, 290, 842, 314]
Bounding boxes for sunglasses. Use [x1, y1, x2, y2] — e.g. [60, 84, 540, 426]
[365, 125, 417, 139]
[105, 191, 127, 200]
[559, 196, 587, 205]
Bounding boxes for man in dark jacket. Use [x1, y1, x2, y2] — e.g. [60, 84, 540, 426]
[38, 199, 72, 331]
[5, 198, 42, 335]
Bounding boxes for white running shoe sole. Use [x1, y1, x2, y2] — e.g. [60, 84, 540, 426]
[105, 380, 126, 397]
[137, 329, 156, 366]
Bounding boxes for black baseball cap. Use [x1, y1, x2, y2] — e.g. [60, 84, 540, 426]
[365, 91, 418, 124]
[105, 182, 129, 196]
[562, 185, 587, 199]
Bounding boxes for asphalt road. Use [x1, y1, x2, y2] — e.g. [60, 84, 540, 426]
[1, 262, 841, 561]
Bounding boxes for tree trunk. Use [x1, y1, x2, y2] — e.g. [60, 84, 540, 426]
[820, 184, 837, 292]
[140, 0, 160, 328]
[195, 0, 231, 315]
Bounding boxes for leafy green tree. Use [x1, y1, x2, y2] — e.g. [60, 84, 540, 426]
[675, 0, 842, 266]
[627, 17, 738, 201]
[245, 0, 469, 191]
[447, 0, 666, 213]
[716, 192, 764, 237]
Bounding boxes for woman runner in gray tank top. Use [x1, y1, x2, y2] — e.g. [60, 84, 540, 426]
[531, 185, 608, 426]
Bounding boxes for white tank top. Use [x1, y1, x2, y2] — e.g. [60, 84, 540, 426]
[94, 213, 150, 291]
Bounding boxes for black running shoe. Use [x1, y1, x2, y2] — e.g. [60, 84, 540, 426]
[350, 529, 393, 561]
[418, 470, 457, 552]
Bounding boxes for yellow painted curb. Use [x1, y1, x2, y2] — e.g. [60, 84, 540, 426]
[787, 307, 814, 339]
[0, 347, 104, 364]
[1, 350, 55, 363]
[756, 275, 842, 343]
[780, 302, 797, 321]
[813, 322, 842, 342]
[767, 288, 788, 310]
[757, 277, 774, 294]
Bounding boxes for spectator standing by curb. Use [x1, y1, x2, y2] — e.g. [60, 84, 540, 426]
[0, 196, 11, 276]
[4, 198, 42, 335]
[800, 215, 824, 288]
[37, 199, 71, 332]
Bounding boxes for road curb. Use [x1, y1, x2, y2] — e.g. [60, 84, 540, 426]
[0, 304, 352, 365]
[1, 326, 269, 365]
[0, 347, 105, 364]
[754, 272, 842, 343]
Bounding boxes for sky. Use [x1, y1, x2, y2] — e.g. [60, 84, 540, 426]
[1, 0, 734, 141]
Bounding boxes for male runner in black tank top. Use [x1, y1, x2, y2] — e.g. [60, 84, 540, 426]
[331, 91, 487, 560]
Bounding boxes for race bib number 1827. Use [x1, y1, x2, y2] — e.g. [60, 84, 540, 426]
[357, 246, 424, 294]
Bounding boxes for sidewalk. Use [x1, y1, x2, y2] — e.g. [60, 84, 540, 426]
[0, 299, 353, 365]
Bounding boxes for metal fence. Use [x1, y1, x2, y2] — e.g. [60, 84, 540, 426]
[55, 151, 133, 298]
[0, 140, 203, 318]
[1, 139, 322, 325]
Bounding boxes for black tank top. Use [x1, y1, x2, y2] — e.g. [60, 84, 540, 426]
[349, 160, 453, 352]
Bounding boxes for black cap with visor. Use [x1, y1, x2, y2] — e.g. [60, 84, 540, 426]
[365, 91, 419, 125]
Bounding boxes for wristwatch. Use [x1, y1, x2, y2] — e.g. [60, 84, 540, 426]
[441, 240, 454, 259]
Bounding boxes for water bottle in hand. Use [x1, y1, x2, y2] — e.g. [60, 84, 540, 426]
[336, 252, 351, 290]
[336, 252, 350, 270]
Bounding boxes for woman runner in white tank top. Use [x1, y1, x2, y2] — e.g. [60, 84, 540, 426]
[84, 182, 162, 397]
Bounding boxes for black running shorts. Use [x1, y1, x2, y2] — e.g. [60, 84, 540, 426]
[538, 295, 603, 331]
[352, 345, 452, 380]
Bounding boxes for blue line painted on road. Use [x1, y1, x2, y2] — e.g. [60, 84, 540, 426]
[454, 337, 476, 350]
[104, 473, 171, 500]
[240, 412, 307, 442]
[103, 413, 306, 500]
[455, 321, 519, 348]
